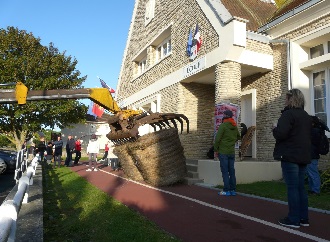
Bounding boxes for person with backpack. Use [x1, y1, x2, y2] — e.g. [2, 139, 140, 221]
[307, 116, 329, 195]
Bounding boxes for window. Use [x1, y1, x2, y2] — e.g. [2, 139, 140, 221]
[145, 0, 155, 26]
[313, 70, 327, 123]
[138, 56, 147, 75]
[156, 38, 171, 62]
[310, 41, 330, 59]
[310, 44, 324, 59]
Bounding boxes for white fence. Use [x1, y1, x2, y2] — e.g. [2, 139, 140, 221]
[0, 155, 38, 242]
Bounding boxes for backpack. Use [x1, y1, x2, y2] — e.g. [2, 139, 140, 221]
[318, 129, 329, 155]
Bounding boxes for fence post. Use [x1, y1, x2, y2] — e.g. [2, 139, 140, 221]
[0, 200, 18, 242]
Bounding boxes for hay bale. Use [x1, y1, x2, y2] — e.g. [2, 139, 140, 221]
[113, 143, 144, 182]
[114, 128, 187, 186]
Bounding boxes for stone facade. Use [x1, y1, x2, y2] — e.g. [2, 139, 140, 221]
[116, 0, 330, 168]
[280, 15, 330, 40]
[118, 0, 219, 99]
[242, 43, 288, 162]
[178, 83, 215, 159]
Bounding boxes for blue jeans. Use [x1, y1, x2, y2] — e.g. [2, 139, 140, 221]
[281, 161, 309, 223]
[218, 154, 236, 192]
[65, 149, 72, 166]
[306, 159, 321, 194]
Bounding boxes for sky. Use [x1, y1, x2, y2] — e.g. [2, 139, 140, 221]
[0, 0, 135, 105]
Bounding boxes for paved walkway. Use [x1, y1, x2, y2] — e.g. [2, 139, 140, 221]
[71, 163, 330, 242]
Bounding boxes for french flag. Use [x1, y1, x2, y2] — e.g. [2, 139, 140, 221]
[194, 24, 202, 51]
[87, 101, 104, 118]
[99, 78, 115, 93]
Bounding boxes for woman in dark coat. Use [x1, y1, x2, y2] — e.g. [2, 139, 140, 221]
[272, 89, 312, 228]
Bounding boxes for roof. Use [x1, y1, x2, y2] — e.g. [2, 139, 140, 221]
[269, 0, 311, 21]
[221, 0, 277, 32]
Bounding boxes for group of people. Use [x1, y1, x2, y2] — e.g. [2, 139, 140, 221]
[214, 88, 327, 229]
[34, 134, 118, 171]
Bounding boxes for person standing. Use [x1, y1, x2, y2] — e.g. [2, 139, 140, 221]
[214, 109, 240, 196]
[46, 142, 53, 164]
[65, 135, 75, 167]
[35, 136, 46, 162]
[53, 136, 63, 168]
[107, 140, 119, 171]
[74, 138, 82, 165]
[86, 134, 100, 171]
[100, 142, 109, 161]
[272, 89, 312, 228]
[307, 116, 329, 195]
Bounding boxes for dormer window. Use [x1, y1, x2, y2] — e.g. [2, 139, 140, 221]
[310, 41, 330, 59]
[145, 0, 155, 26]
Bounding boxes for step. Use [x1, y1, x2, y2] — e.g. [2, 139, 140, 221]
[183, 177, 204, 185]
[186, 171, 199, 179]
[186, 164, 198, 172]
[185, 159, 198, 166]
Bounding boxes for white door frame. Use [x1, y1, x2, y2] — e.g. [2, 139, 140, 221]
[241, 89, 257, 158]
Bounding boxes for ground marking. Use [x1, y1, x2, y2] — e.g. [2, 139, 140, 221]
[99, 169, 328, 242]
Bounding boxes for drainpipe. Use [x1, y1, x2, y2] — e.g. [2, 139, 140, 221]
[269, 39, 292, 90]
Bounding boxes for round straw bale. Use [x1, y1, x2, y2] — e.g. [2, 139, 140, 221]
[113, 143, 144, 181]
[127, 128, 187, 186]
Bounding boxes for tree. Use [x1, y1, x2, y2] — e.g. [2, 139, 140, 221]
[0, 27, 88, 151]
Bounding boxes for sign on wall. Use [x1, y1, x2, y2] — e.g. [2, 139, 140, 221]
[214, 102, 240, 138]
[183, 56, 206, 78]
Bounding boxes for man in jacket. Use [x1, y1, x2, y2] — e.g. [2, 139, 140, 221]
[214, 110, 240, 196]
[307, 116, 329, 195]
[53, 136, 63, 168]
[65, 135, 75, 167]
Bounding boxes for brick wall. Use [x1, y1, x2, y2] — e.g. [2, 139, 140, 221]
[246, 39, 273, 55]
[178, 83, 215, 159]
[242, 43, 288, 162]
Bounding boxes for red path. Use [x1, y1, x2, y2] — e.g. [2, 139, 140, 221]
[71, 163, 330, 242]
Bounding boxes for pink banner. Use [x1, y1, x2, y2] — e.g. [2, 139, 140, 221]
[214, 103, 240, 135]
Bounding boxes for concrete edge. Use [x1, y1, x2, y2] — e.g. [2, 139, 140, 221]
[195, 183, 330, 215]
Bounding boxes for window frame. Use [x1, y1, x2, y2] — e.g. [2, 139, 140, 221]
[156, 37, 171, 62]
[310, 41, 330, 59]
[138, 56, 147, 75]
[311, 68, 330, 127]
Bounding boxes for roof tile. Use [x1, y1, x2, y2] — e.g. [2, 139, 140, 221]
[221, 0, 277, 31]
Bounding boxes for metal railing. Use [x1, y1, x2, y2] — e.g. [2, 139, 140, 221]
[0, 152, 38, 242]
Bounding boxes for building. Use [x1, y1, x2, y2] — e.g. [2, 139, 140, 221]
[115, 0, 330, 171]
[61, 114, 111, 157]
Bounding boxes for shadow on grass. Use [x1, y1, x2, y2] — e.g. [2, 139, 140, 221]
[42, 161, 180, 242]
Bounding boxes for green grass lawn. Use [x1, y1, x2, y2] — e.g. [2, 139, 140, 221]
[217, 181, 330, 211]
[43, 164, 181, 242]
